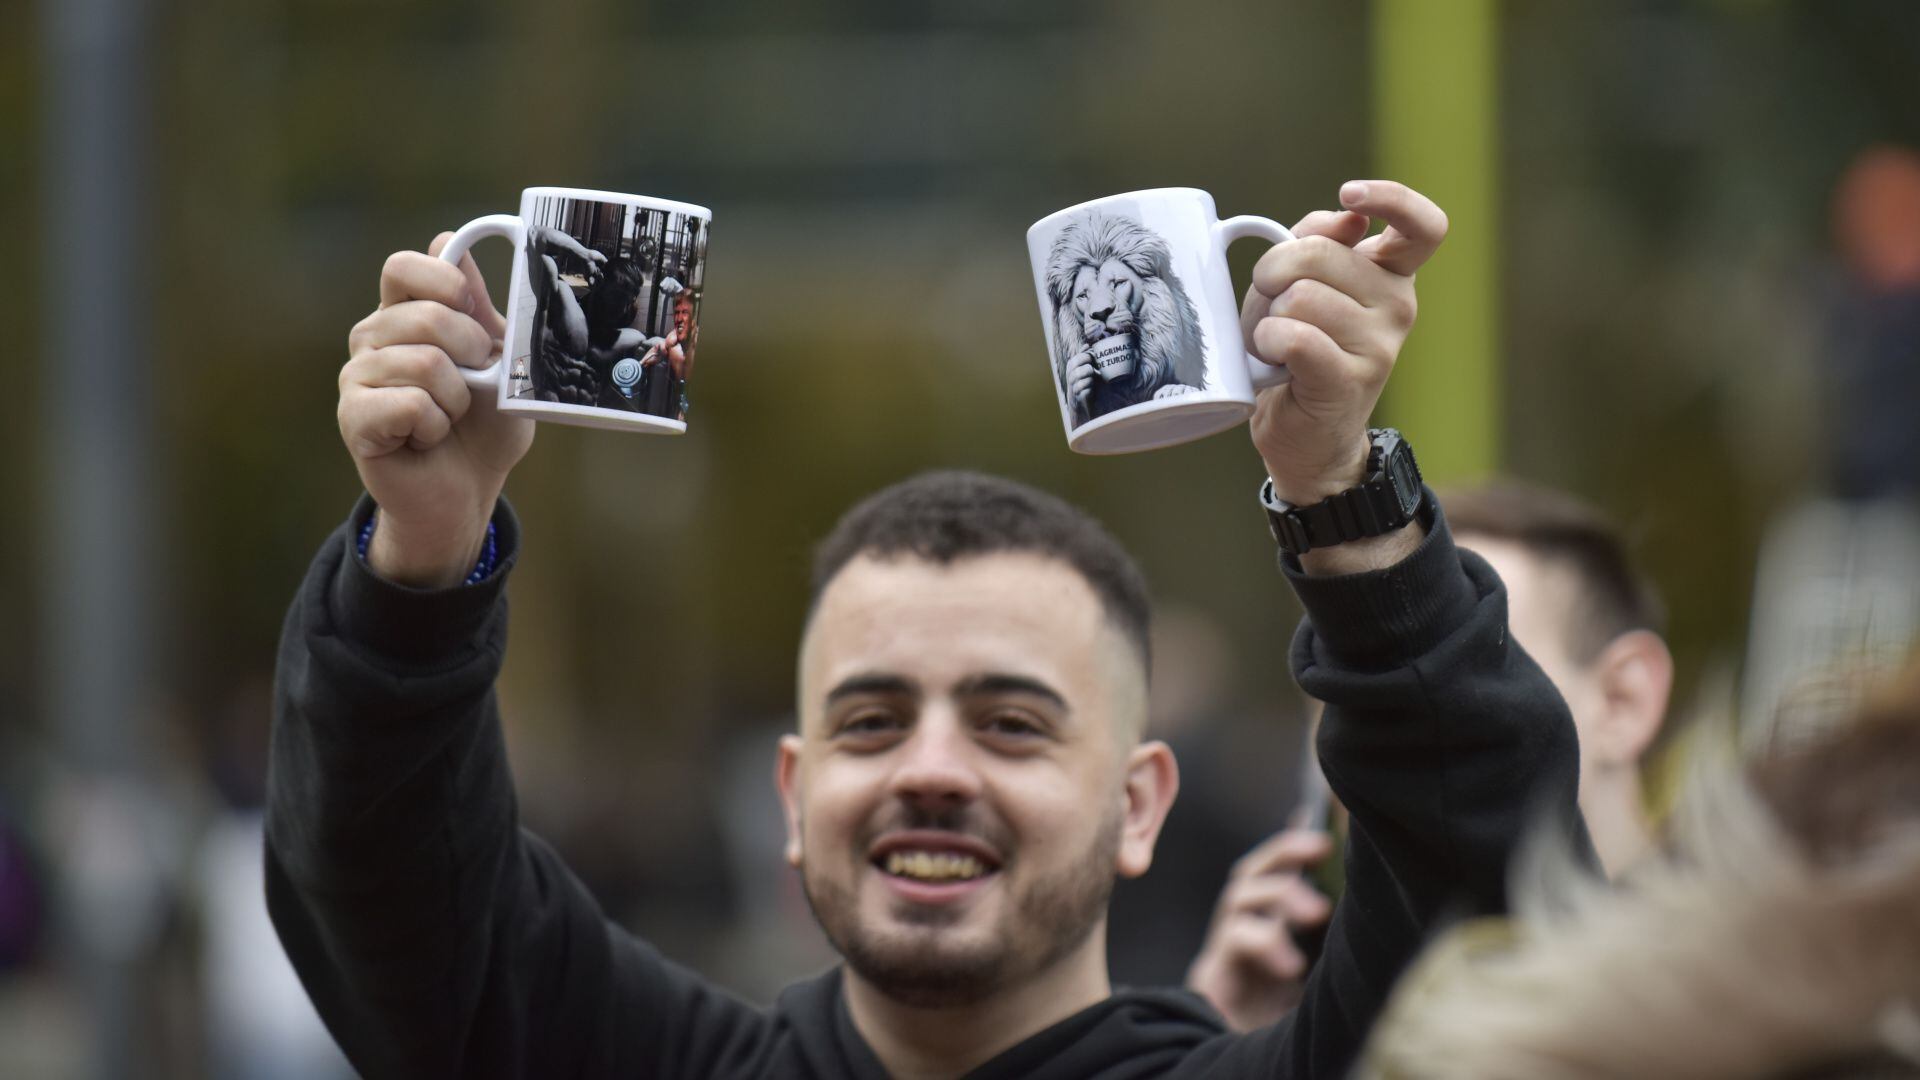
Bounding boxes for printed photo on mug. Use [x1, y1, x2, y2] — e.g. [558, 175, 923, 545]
[1037, 206, 1211, 430]
[505, 194, 709, 422]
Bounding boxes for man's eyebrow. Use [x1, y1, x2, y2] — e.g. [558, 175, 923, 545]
[953, 674, 1068, 712]
[824, 673, 919, 705]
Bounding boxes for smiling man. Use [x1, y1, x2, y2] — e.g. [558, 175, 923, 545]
[267, 180, 1583, 1078]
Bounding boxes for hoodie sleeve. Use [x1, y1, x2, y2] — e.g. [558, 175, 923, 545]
[263, 496, 775, 1079]
[1187, 492, 1587, 1078]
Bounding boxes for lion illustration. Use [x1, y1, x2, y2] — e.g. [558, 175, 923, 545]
[1044, 211, 1208, 427]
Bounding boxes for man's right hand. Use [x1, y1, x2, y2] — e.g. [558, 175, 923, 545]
[1185, 828, 1335, 1032]
[340, 234, 534, 587]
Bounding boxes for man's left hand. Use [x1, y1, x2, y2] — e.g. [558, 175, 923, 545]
[1242, 181, 1448, 509]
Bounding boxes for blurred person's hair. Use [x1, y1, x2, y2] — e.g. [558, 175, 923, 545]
[583, 257, 647, 347]
[1443, 480, 1665, 663]
[1357, 659, 1920, 1080]
[810, 471, 1151, 671]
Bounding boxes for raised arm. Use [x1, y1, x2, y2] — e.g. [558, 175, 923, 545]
[269, 241, 768, 1077]
[1183, 182, 1585, 1077]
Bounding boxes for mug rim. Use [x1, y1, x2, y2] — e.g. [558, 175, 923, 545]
[1026, 187, 1216, 240]
[522, 185, 712, 220]
[1065, 392, 1253, 455]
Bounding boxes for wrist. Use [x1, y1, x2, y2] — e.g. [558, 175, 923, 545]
[366, 510, 492, 589]
[1260, 433, 1374, 507]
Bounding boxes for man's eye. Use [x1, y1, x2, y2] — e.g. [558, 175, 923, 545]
[840, 712, 900, 735]
[982, 713, 1042, 738]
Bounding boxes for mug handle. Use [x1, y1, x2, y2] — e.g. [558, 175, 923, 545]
[1210, 215, 1296, 391]
[437, 214, 527, 388]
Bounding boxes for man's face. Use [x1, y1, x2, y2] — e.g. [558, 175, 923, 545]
[779, 552, 1158, 1007]
[1460, 535, 1609, 787]
[672, 294, 694, 338]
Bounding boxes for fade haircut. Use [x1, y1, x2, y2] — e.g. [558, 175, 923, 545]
[1444, 481, 1665, 663]
[810, 471, 1152, 671]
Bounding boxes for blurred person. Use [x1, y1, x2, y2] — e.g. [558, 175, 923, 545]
[1189, 481, 1672, 1030]
[269, 180, 1586, 1078]
[524, 225, 650, 408]
[1828, 144, 1920, 502]
[1356, 661, 1920, 1079]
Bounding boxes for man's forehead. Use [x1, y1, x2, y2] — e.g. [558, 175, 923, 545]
[801, 553, 1128, 690]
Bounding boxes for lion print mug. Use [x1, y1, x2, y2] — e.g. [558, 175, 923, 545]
[1026, 188, 1294, 454]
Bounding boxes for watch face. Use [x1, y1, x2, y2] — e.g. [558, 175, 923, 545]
[1389, 445, 1422, 514]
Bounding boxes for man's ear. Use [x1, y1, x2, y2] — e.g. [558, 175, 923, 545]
[1592, 629, 1674, 769]
[775, 734, 805, 867]
[1114, 740, 1180, 879]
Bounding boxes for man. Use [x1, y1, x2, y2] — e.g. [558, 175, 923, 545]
[524, 225, 651, 409]
[274, 180, 1582, 1077]
[1189, 481, 1673, 1031]
[638, 285, 696, 420]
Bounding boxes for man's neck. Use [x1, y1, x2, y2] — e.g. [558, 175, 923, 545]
[1585, 773, 1654, 877]
[842, 938, 1111, 1080]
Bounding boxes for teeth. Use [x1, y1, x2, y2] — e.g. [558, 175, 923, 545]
[884, 850, 987, 882]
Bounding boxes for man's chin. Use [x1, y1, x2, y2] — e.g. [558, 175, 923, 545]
[839, 926, 1010, 1009]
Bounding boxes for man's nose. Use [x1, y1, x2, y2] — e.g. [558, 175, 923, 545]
[887, 714, 982, 809]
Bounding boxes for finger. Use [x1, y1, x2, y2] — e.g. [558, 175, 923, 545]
[1244, 315, 1351, 382]
[349, 300, 497, 370]
[338, 384, 451, 459]
[1267, 279, 1377, 356]
[344, 344, 474, 428]
[1251, 234, 1394, 307]
[1337, 180, 1448, 277]
[1220, 874, 1300, 917]
[379, 249, 473, 313]
[1269, 878, 1333, 928]
[1230, 829, 1337, 880]
[424, 232, 509, 339]
[1288, 209, 1370, 247]
[1219, 919, 1307, 981]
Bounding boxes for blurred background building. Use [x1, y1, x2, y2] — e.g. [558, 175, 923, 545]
[5, 0, 1919, 1075]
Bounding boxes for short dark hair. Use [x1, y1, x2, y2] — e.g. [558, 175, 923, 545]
[583, 257, 647, 348]
[810, 471, 1152, 670]
[1443, 480, 1665, 663]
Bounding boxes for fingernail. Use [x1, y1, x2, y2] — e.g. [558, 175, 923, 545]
[1340, 181, 1368, 206]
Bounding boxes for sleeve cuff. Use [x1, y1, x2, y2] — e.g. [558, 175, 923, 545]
[1278, 487, 1479, 670]
[327, 493, 522, 666]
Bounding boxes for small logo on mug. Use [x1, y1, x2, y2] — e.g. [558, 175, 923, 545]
[1043, 211, 1208, 428]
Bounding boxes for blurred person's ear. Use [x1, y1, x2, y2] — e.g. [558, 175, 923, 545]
[1591, 630, 1674, 769]
[1114, 741, 1180, 879]
[775, 735, 805, 867]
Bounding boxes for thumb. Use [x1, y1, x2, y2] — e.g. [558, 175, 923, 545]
[453, 253, 508, 339]
[424, 233, 508, 339]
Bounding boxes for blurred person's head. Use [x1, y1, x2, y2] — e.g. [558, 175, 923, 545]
[1833, 144, 1920, 291]
[583, 257, 646, 348]
[1445, 482, 1673, 875]
[777, 471, 1178, 1009]
[1358, 659, 1920, 1080]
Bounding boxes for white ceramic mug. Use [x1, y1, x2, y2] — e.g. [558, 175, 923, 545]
[1027, 188, 1294, 454]
[440, 186, 712, 434]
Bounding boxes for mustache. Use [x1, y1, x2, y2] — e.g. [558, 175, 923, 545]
[866, 804, 1010, 851]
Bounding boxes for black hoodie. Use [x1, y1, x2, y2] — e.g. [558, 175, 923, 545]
[266, 494, 1581, 1078]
